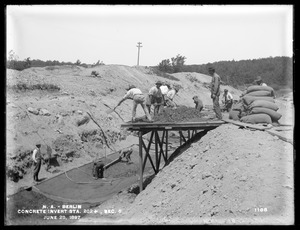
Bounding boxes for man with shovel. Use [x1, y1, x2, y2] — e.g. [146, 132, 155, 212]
[113, 85, 152, 123]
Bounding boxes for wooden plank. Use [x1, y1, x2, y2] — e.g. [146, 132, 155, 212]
[138, 131, 143, 192]
[121, 121, 224, 131]
[222, 118, 271, 131]
[265, 130, 293, 145]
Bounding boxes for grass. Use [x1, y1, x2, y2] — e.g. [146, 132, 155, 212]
[11, 83, 61, 92]
[149, 67, 180, 81]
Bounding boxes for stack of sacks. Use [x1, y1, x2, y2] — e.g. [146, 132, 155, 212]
[229, 100, 246, 121]
[239, 85, 281, 124]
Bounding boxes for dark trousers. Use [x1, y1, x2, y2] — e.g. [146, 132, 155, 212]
[213, 96, 222, 119]
[33, 159, 41, 181]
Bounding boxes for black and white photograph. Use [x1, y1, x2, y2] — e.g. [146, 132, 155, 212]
[5, 4, 294, 225]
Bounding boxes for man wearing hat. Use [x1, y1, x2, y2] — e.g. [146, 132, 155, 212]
[165, 85, 179, 108]
[160, 82, 171, 106]
[192, 96, 203, 112]
[32, 144, 42, 182]
[254, 76, 267, 86]
[208, 67, 222, 120]
[115, 85, 152, 122]
[222, 89, 233, 112]
[146, 81, 164, 115]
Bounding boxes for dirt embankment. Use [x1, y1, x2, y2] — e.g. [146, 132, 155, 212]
[76, 124, 293, 225]
[7, 65, 241, 195]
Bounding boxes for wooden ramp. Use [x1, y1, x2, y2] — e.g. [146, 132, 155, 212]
[121, 121, 225, 192]
[222, 118, 293, 145]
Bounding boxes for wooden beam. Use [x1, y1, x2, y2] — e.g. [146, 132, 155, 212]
[222, 118, 271, 131]
[138, 131, 143, 192]
[265, 130, 293, 145]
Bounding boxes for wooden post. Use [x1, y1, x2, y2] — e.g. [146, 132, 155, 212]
[165, 130, 168, 163]
[139, 131, 143, 192]
[155, 131, 159, 172]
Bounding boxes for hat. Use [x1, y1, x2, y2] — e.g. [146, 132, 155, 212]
[254, 76, 262, 82]
[126, 84, 136, 90]
[192, 95, 198, 99]
[156, 81, 162, 85]
[36, 144, 41, 148]
[224, 89, 228, 92]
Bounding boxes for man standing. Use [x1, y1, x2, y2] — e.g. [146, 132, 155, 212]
[222, 89, 233, 112]
[160, 82, 170, 106]
[165, 85, 179, 108]
[192, 96, 204, 112]
[208, 67, 222, 120]
[254, 76, 267, 86]
[32, 144, 42, 182]
[147, 81, 163, 115]
[115, 85, 152, 122]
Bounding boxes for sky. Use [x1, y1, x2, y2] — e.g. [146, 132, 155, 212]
[6, 5, 293, 66]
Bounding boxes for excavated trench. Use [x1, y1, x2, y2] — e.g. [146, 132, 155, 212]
[6, 106, 217, 225]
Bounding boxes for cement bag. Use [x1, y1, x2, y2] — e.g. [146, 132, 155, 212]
[249, 100, 279, 111]
[229, 110, 240, 121]
[232, 102, 245, 112]
[246, 90, 272, 97]
[242, 96, 275, 105]
[240, 114, 272, 124]
[246, 85, 274, 93]
[250, 107, 282, 122]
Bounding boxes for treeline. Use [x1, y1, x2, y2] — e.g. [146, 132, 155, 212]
[180, 56, 293, 89]
[6, 51, 105, 71]
[7, 59, 105, 71]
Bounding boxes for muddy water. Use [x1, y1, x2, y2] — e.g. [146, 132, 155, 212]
[5, 146, 158, 225]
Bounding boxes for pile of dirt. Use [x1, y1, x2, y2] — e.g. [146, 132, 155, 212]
[153, 106, 207, 123]
[121, 124, 293, 224]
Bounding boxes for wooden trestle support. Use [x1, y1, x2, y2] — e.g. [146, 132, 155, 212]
[121, 121, 224, 192]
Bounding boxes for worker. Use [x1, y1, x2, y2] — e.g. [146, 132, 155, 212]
[222, 89, 233, 112]
[146, 81, 163, 115]
[165, 85, 179, 108]
[160, 82, 171, 106]
[115, 85, 152, 123]
[192, 96, 203, 112]
[119, 147, 133, 164]
[32, 144, 42, 182]
[208, 67, 222, 120]
[254, 76, 267, 86]
[92, 160, 105, 179]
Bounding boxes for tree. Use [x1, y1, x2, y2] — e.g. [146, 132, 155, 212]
[171, 54, 186, 73]
[24, 57, 31, 68]
[75, 59, 81, 65]
[158, 59, 173, 73]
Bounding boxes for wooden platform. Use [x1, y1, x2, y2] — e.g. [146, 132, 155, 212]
[121, 121, 225, 131]
[121, 120, 225, 192]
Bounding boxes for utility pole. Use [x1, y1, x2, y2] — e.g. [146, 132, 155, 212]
[136, 42, 142, 66]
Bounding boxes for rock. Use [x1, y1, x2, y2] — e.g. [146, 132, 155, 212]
[202, 171, 212, 179]
[39, 108, 51, 116]
[27, 107, 39, 115]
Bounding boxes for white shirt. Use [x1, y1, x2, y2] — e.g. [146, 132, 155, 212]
[123, 88, 143, 100]
[224, 92, 233, 101]
[260, 83, 267, 87]
[167, 89, 176, 100]
[149, 86, 162, 97]
[32, 148, 41, 162]
[160, 85, 169, 95]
